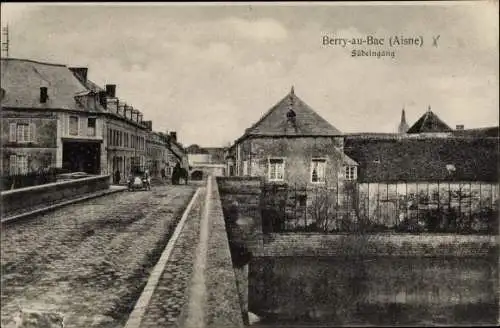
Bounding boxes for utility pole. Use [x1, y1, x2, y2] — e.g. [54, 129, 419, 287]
[1, 25, 9, 58]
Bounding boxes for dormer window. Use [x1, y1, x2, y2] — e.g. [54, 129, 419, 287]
[286, 109, 296, 125]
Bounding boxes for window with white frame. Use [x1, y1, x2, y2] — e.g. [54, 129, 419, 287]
[87, 117, 96, 136]
[9, 123, 31, 143]
[69, 116, 79, 136]
[18, 124, 30, 143]
[344, 165, 357, 181]
[268, 158, 285, 181]
[311, 158, 327, 183]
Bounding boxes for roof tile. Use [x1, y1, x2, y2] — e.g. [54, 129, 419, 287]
[344, 136, 498, 183]
[1, 58, 88, 110]
[243, 87, 342, 138]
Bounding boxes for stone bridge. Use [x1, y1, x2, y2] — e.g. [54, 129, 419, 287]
[3, 176, 497, 328]
[188, 164, 226, 181]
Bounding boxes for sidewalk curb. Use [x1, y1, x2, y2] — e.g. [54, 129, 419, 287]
[124, 186, 203, 328]
[1, 187, 127, 224]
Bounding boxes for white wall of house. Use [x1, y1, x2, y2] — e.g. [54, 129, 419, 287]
[188, 153, 211, 166]
[357, 181, 499, 226]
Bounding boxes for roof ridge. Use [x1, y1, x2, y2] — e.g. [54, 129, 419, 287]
[1, 57, 67, 67]
[246, 91, 292, 133]
[419, 109, 431, 131]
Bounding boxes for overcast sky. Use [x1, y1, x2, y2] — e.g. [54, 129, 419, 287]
[1, 2, 498, 147]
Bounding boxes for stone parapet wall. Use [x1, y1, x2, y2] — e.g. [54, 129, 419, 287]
[1, 175, 110, 217]
[177, 177, 245, 328]
[204, 177, 245, 328]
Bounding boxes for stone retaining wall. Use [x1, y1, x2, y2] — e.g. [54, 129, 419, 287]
[1, 175, 110, 217]
[216, 177, 263, 253]
[257, 233, 498, 257]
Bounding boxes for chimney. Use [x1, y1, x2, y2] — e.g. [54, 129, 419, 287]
[170, 131, 177, 142]
[98, 90, 107, 109]
[126, 106, 134, 120]
[106, 98, 118, 113]
[69, 67, 88, 83]
[456, 124, 464, 131]
[132, 110, 139, 122]
[105, 84, 116, 98]
[143, 120, 153, 131]
[40, 87, 48, 103]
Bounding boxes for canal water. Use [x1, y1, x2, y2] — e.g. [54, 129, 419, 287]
[249, 256, 498, 327]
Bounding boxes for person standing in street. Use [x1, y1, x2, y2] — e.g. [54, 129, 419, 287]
[115, 169, 121, 185]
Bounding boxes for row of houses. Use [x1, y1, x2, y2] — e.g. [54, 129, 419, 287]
[1, 58, 189, 183]
[224, 87, 498, 229]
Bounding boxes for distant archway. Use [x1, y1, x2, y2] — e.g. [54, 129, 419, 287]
[191, 170, 204, 181]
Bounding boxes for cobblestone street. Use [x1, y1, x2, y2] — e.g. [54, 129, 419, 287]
[1, 184, 196, 328]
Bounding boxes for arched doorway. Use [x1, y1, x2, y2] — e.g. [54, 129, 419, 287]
[191, 170, 204, 181]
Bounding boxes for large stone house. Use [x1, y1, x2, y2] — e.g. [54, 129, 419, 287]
[227, 87, 358, 187]
[1, 58, 107, 176]
[74, 74, 151, 181]
[1, 57, 188, 184]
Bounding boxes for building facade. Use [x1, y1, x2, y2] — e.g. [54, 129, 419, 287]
[1, 58, 188, 185]
[1, 58, 106, 176]
[227, 87, 358, 188]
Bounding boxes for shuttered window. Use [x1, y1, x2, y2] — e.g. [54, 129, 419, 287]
[9, 123, 17, 142]
[242, 160, 248, 176]
[8, 155, 28, 174]
[30, 123, 37, 143]
[9, 123, 36, 143]
[9, 155, 17, 174]
[17, 155, 28, 174]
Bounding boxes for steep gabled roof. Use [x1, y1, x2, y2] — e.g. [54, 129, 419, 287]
[240, 87, 342, 140]
[407, 107, 452, 133]
[344, 136, 498, 183]
[0, 58, 90, 110]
